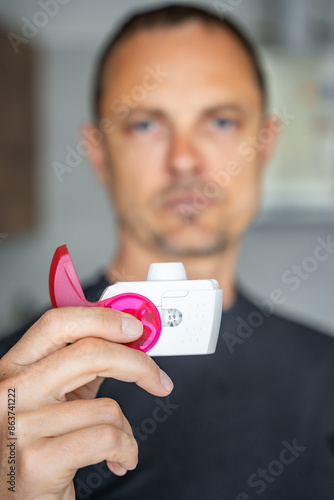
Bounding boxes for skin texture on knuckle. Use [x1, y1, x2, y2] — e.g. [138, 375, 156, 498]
[95, 423, 138, 467]
[7, 411, 29, 445]
[17, 443, 43, 487]
[101, 425, 138, 467]
[117, 432, 138, 467]
[95, 423, 120, 449]
[38, 307, 83, 341]
[0, 371, 37, 425]
[0, 381, 9, 413]
[0, 354, 12, 378]
[96, 397, 123, 421]
[72, 336, 105, 361]
[38, 308, 61, 333]
[0, 375, 20, 404]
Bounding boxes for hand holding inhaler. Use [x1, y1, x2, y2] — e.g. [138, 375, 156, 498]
[0, 245, 222, 499]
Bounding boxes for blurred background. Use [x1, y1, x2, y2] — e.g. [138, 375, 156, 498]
[0, 0, 333, 337]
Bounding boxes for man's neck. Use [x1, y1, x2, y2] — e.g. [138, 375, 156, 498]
[106, 232, 239, 310]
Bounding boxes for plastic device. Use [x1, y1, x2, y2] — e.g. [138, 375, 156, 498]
[49, 245, 223, 356]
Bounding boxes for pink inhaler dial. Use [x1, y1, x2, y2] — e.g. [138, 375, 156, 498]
[49, 245, 161, 353]
[104, 293, 161, 352]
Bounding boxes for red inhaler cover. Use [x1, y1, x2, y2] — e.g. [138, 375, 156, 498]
[49, 245, 96, 308]
[49, 245, 161, 352]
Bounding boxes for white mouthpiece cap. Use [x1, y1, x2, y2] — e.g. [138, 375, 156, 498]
[146, 262, 188, 281]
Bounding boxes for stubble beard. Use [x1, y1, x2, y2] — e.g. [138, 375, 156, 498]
[118, 208, 231, 258]
[117, 178, 231, 257]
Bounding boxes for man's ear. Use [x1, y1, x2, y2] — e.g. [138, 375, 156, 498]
[258, 113, 281, 170]
[81, 122, 110, 185]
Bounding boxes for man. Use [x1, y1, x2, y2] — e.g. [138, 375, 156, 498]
[1, 4, 334, 499]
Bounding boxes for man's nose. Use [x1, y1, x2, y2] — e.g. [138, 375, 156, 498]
[166, 132, 203, 177]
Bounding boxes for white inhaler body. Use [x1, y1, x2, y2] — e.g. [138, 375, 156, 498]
[49, 246, 223, 356]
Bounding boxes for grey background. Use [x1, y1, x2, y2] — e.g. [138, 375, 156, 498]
[0, 0, 333, 337]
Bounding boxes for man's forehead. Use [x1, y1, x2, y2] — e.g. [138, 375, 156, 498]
[100, 21, 260, 100]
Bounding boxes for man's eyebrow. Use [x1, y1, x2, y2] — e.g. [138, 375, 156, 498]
[125, 109, 165, 119]
[125, 104, 245, 119]
[201, 104, 245, 115]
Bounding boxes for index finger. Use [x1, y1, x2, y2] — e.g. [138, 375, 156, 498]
[1, 307, 143, 367]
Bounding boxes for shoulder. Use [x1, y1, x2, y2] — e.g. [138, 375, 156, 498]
[232, 286, 334, 367]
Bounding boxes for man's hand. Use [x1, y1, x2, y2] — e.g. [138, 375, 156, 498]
[0, 307, 173, 500]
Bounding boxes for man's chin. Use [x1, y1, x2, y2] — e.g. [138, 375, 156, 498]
[153, 229, 229, 257]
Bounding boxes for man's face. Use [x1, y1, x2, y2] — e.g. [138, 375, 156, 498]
[96, 21, 272, 257]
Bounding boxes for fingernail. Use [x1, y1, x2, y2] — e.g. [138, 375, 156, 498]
[159, 369, 174, 391]
[122, 317, 143, 337]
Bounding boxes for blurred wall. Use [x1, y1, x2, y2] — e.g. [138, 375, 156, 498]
[0, 0, 333, 336]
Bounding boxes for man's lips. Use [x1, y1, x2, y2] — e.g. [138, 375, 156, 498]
[163, 195, 197, 208]
[151, 183, 226, 217]
[159, 194, 215, 215]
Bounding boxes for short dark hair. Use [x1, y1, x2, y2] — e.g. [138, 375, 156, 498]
[92, 3, 267, 122]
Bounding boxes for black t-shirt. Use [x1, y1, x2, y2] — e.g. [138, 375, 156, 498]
[1, 275, 334, 500]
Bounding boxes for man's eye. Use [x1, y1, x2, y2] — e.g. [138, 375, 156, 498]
[131, 120, 155, 131]
[212, 118, 235, 129]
